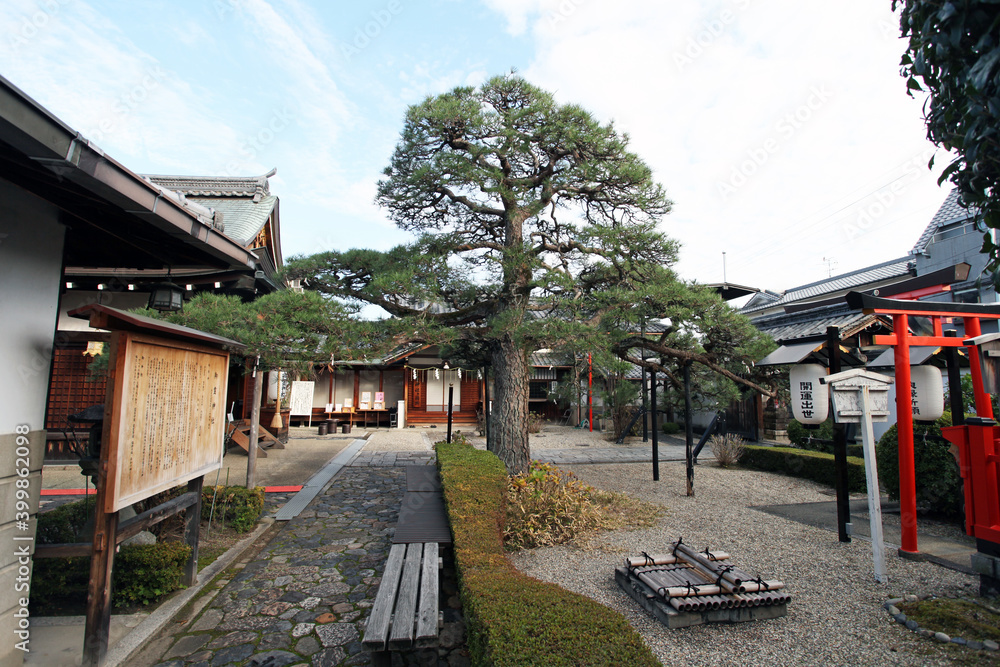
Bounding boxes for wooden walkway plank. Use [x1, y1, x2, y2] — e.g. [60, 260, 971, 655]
[388, 543, 423, 648]
[415, 542, 439, 646]
[362, 543, 407, 650]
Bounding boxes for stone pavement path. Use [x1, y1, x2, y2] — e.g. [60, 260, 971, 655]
[149, 457, 465, 667]
[143, 429, 684, 667]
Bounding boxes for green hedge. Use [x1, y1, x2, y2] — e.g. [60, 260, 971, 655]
[112, 542, 192, 606]
[31, 500, 192, 614]
[742, 445, 867, 493]
[202, 485, 264, 533]
[436, 439, 659, 667]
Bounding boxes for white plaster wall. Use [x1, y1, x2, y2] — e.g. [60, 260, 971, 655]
[0, 178, 66, 666]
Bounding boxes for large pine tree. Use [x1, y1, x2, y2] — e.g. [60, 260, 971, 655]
[287, 73, 771, 473]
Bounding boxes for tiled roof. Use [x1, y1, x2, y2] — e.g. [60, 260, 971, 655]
[740, 257, 913, 315]
[530, 352, 574, 368]
[144, 172, 278, 249]
[911, 189, 972, 256]
[190, 195, 277, 247]
[742, 290, 781, 310]
[145, 172, 272, 201]
[751, 304, 889, 343]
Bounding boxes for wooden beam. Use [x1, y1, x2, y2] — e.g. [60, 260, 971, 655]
[33, 543, 91, 559]
[182, 477, 204, 587]
[873, 335, 966, 347]
[115, 491, 198, 544]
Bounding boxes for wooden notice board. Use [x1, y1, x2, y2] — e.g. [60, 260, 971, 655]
[289, 380, 315, 416]
[104, 331, 228, 512]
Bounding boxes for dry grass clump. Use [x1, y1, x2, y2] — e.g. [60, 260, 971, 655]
[504, 461, 662, 550]
[709, 433, 746, 467]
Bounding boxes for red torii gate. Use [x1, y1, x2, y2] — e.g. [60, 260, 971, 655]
[846, 291, 1000, 555]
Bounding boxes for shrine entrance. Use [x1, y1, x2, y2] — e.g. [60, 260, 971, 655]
[846, 291, 1000, 557]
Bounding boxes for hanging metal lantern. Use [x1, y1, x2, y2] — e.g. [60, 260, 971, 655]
[909, 365, 944, 421]
[789, 363, 829, 425]
[147, 281, 184, 312]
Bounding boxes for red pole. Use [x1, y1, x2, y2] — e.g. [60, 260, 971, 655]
[588, 353, 593, 432]
[964, 317, 993, 419]
[893, 314, 918, 555]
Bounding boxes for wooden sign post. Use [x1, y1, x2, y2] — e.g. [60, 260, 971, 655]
[67, 305, 244, 666]
[821, 368, 893, 583]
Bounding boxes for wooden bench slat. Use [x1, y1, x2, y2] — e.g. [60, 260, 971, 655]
[388, 543, 423, 648]
[415, 542, 439, 646]
[362, 543, 407, 650]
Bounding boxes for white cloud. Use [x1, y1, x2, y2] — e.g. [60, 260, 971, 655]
[498, 0, 948, 290]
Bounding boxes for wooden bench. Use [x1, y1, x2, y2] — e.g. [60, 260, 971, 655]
[362, 542, 441, 664]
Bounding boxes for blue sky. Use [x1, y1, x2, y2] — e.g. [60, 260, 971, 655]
[1, 1, 952, 295]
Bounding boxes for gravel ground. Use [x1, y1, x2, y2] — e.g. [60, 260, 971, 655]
[510, 460, 983, 667]
[464, 423, 680, 450]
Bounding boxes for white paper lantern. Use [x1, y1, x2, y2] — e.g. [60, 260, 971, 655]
[790, 364, 829, 424]
[909, 365, 944, 421]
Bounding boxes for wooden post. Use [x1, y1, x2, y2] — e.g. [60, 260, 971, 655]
[828, 325, 851, 543]
[650, 367, 659, 481]
[484, 368, 492, 451]
[588, 353, 593, 432]
[965, 317, 993, 418]
[182, 476, 204, 587]
[893, 313, 918, 555]
[858, 385, 888, 583]
[447, 384, 454, 443]
[247, 358, 263, 489]
[945, 329, 964, 425]
[83, 330, 121, 667]
[641, 364, 649, 442]
[683, 361, 693, 496]
[83, 465, 118, 666]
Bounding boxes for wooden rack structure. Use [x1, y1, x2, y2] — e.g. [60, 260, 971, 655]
[616, 540, 789, 628]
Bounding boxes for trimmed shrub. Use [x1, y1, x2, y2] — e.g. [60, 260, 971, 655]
[661, 421, 680, 435]
[112, 542, 192, 607]
[875, 413, 963, 518]
[742, 445, 867, 493]
[31, 499, 193, 613]
[202, 485, 265, 533]
[437, 438, 660, 667]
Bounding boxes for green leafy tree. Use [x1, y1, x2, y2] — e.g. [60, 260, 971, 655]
[287, 74, 774, 473]
[895, 0, 1000, 271]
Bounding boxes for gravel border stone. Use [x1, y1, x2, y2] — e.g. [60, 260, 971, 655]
[883, 595, 1000, 653]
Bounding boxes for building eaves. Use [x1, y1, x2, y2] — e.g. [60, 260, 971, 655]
[191, 195, 277, 248]
[144, 171, 273, 201]
[0, 74, 257, 272]
[911, 189, 971, 256]
[752, 304, 890, 344]
[741, 257, 913, 315]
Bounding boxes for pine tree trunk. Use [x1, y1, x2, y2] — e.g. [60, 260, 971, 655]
[489, 333, 531, 474]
